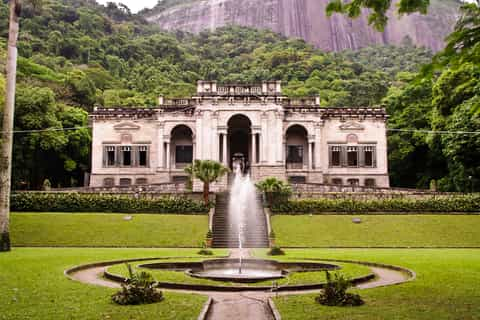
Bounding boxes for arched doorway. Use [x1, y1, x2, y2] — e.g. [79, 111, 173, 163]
[170, 125, 193, 169]
[227, 114, 252, 173]
[285, 124, 309, 169]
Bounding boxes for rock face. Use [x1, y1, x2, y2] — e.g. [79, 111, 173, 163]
[144, 0, 460, 52]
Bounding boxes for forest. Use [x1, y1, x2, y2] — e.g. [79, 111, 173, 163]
[0, 0, 478, 191]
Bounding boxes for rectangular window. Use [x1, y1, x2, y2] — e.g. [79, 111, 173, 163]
[138, 146, 148, 167]
[105, 146, 115, 166]
[347, 146, 358, 167]
[364, 146, 375, 167]
[176, 145, 193, 163]
[287, 145, 303, 163]
[121, 146, 132, 166]
[330, 146, 341, 166]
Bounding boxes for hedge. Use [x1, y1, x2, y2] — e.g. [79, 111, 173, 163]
[271, 195, 480, 214]
[11, 192, 208, 214]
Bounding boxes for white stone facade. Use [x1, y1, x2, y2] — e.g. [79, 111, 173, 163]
[89, 81, 389, 189]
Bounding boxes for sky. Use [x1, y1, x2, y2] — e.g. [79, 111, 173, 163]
[96, 0, 477, 14]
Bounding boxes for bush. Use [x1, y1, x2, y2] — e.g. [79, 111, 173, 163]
[197, 248, 213, 255]
[112, 264, 164, 305]
[268, 246, 285, 255]
[11, 192, 208, 213]
[316, 271, 364, 307]
[271, 195, 480, 213]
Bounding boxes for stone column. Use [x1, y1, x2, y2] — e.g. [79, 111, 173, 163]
[308, 141, 313, 170]
[157, 124, 164, 169]
[222, 133, 227, 165]
[252, 133, 257, 164]
[166, 141, 171, 170]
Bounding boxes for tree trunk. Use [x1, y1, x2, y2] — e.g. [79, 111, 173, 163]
[203, 181, 210, 206]
[0, 0, 20, 252]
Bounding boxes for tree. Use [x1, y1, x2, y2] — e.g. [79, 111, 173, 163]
[1, 0, 20, 252]
[185, 160, 229, 205]
[326, 0, 432, 31]
[255, 177, 292, 207]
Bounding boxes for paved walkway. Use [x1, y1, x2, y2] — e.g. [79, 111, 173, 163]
[67, 251, 412, 320]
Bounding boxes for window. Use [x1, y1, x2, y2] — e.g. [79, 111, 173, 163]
[103, 177, 114, 187]
[330, 146, 341, 166]
[347, 178, 360, 186]
[105, 146, 116, 166]
[289, 176, 306, 184]
[136, 178, 148, 185]
[364, 146, 375, 167]
[347, 146, 358, 167]
[173, 176, 188, 183]
[332, 178, 343, 185]
[175, 145, 193, 163]
[121, 146, 132, 166]
[365, 178, 376, 187]
[119, 178, 132, 186]
[287, 145, 303, 163]
[138, 146, 148, 167]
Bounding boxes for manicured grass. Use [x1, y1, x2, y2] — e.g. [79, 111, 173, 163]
[272, 215, 480, 247]
[11, 213, 208, 247]
[107, 258, 371, 287]
[0, 248, 226, 320]
[268, 249, 480, 320]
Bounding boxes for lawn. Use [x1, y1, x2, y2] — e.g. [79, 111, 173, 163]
[11, 213, 208, 247]
[267, 249, 480, 320]
[107, 258, 371, 287]
[271, 215, 480, 247]
[0, 248, 226, 320]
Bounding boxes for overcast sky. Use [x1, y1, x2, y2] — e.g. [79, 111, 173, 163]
[96, 0, 477, 14]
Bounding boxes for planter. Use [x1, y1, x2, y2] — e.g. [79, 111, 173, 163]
[206, 238, 213, 248]
[269, 238, 275, 247]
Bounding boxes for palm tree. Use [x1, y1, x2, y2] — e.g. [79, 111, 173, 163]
[185, 160, 229, 206]
[255, 177, 292, 207]
[0, 0, 21, 252]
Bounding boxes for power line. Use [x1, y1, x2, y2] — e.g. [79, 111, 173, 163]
[1, 126, 92, 134]
[0, 125, 479, 136]
[387, 128, 480, 135]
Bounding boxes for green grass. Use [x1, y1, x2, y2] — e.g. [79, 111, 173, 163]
[0, 248, 227, 320]
[272, 215, 480, 247]
[268, 249, 480, 320]
[11, 213, 208, 247]
[107, 258, 371, 287]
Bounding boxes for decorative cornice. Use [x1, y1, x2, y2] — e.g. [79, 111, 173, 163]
[339, 121, 365, 131]
[113, 122, 141, 131]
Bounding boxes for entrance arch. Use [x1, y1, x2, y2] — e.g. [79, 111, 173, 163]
[285, 124, 309, 169]
[227, 114, 252, 172]
[170, 124, 193, 169]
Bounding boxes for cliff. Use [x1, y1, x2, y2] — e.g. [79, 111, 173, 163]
[144, 0, 460, 52]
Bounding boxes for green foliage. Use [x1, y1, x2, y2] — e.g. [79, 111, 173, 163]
[256, 177, 292, 207]
[112, 264, 164, 305]
[327, 0, 431, 31]
[197, 248, 213, 255]
[271, 195, 480, 213]
[187, 160, 229, 205]
[384, 3, 480, 191]
[268, 246, 285, 256]
[10, 192, 209, 213]
[316, 271, 364, 306]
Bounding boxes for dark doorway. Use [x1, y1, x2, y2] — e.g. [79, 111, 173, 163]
[227, 114, 251, 172]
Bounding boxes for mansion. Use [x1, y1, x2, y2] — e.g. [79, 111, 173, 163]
[89, 81, 389, 189]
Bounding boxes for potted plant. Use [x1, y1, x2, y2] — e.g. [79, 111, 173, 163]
[269, 230, 276, 247]
[205, 230, 213, 247]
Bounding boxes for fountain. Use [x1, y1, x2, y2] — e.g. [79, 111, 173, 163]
[125, 165, 341, 283]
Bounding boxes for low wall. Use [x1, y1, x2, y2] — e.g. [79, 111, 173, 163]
[290, 183, 461, 200]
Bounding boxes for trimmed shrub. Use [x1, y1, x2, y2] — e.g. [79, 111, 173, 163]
[316, 271, 364, 307]
[112, 264, 163, 305]
[271, 195, 480, 213]
[268, 246, 285, 255]
[11, 192, 208, 213]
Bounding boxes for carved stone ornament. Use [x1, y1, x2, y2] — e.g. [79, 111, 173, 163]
[339, 121, 365, 131]
[113, 122, 141, 131]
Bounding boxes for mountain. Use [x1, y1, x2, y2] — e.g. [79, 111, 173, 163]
[143, 0, 461, 52]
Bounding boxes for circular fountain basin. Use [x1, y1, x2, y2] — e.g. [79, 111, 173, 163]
[139, 259, 340, 283]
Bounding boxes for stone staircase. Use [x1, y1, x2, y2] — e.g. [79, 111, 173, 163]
[212, 192, 269, 248]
